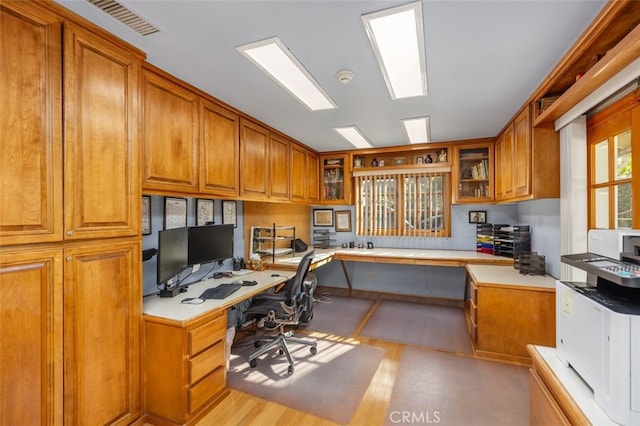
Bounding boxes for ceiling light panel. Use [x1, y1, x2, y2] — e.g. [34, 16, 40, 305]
[402, 116, 430, 143]
[362, 1, 427, 99]
[237, 37, 336, 111]
[334, 126, 373, 149]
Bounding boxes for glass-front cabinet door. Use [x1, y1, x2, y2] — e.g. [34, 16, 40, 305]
[452, 142, 494, 204]
[320, 154, 351, 204]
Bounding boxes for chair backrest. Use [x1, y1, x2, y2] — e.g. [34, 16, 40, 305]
[282, 250, 315, 303]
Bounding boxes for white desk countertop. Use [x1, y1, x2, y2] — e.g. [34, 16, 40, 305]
[143, 269, 296, 323]
[322, 247, 508, 261]
[466, 264, 557, 288]
[533, 346, 617, 425]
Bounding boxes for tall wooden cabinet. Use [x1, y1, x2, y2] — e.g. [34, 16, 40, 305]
[63, 240, 141, 425]
[0, 1, 63, 246]
[64, 22, 141, 239]
[0, 248, 63, 426]
[0, 2, 143, 424]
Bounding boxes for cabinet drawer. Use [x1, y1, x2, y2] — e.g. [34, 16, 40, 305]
[189, 366, 225, 414]
[469, 281, 477, 303]
[189, 314, 226, 355]
[190, 340, 225, 385]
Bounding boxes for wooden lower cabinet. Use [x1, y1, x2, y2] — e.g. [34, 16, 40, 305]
[527, 345, 589, 425]
[529, 367, 571, 425]
[0, 239, 141, 425]
[63, 239, 142, 425]
[145, 309, 229, 425]
[0, 248, 64, 425]
[466, 275, 555, 364]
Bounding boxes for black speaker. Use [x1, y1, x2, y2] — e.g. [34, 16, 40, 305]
[291, 238, 308, 253]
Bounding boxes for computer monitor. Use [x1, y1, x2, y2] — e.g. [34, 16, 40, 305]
[188, 224, 234, 265]
[157, 227, 189, 287]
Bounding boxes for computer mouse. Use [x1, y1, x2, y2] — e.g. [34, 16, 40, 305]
[271, 273, 281, 277]
[181, 297, 204, 304]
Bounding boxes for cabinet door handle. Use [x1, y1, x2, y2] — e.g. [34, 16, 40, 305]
[66, 230, 73, 236]
[66, 256, 72, 262]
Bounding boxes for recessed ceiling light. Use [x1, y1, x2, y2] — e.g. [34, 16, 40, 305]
[334, 126, 374, 149]
[362, 1, 427, 99]
[402, 116, 430, 143]
[237, 37, 337, 111]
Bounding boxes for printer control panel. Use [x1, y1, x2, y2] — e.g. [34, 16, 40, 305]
[561, 253, 640, 287]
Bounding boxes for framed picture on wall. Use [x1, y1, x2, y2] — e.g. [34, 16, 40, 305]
[313, 208, 334, 227]
[164, 197, 187, 229]
[222, 200, 237, 227]
[196, 198, 214, 226]
[469, 210, 487, 224]
[141, 196, 151, 235]
[335, 210, 351, 232]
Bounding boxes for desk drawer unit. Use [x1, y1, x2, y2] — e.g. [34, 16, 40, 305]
[145, 309, 228, 425]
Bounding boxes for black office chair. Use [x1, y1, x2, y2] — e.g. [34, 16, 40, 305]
[245, 250, 317, 375]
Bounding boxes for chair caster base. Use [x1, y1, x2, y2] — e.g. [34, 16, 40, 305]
[249, 359, 257, 368]
[310, 346, 317, 355]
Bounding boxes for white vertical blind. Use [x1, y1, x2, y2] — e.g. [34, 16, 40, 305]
[355, 170, 447, 237]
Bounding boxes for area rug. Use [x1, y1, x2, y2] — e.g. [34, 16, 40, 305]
[385, 347, 529, 426]
[303, 295, 374, 337]
[228, 336, 385, 425]
[359, 300, 472, 354]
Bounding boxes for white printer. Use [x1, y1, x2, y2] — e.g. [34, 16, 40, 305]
[558, 229, 640, 425]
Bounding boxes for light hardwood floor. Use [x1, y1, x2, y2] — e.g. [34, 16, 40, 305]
[150, 287, 526, 425]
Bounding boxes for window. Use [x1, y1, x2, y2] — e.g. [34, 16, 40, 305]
[354, 169, 450, 237]
[587, 91, 640, 229]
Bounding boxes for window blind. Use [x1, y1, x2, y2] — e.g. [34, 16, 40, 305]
[354, 168, 449, 237]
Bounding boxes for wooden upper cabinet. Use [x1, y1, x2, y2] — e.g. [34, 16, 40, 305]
[200, 99, 240, 197]
[290, 143, 307, 202]
[514, 107, 532, 198]
[0, 3, 63, 246]
[496, 106, 559, 202]
[269, 134, 290, 201]
[240, 118, 269, 199]
[495, 124, 514, 201]
[306, 150, 320, 203]
[0, 248, 63, 425]
[63, 239, 142, 425]
[63, 22, 141, 240]
[289, 143, 320, 204]
[452, 141, 494, 204]
[142, 66, 199, 194]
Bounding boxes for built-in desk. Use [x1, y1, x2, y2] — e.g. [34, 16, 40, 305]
[143, 270, 295, 426]
[271, 248, 513, 290]
[465, 265, 557, 365]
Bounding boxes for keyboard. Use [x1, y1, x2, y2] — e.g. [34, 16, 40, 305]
[199, 283, 242, 300]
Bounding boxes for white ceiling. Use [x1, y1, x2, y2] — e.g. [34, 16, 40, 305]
[55, 0, 606, 152]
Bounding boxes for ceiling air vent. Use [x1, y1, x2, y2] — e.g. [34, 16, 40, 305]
[86, 0, 159, 36]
